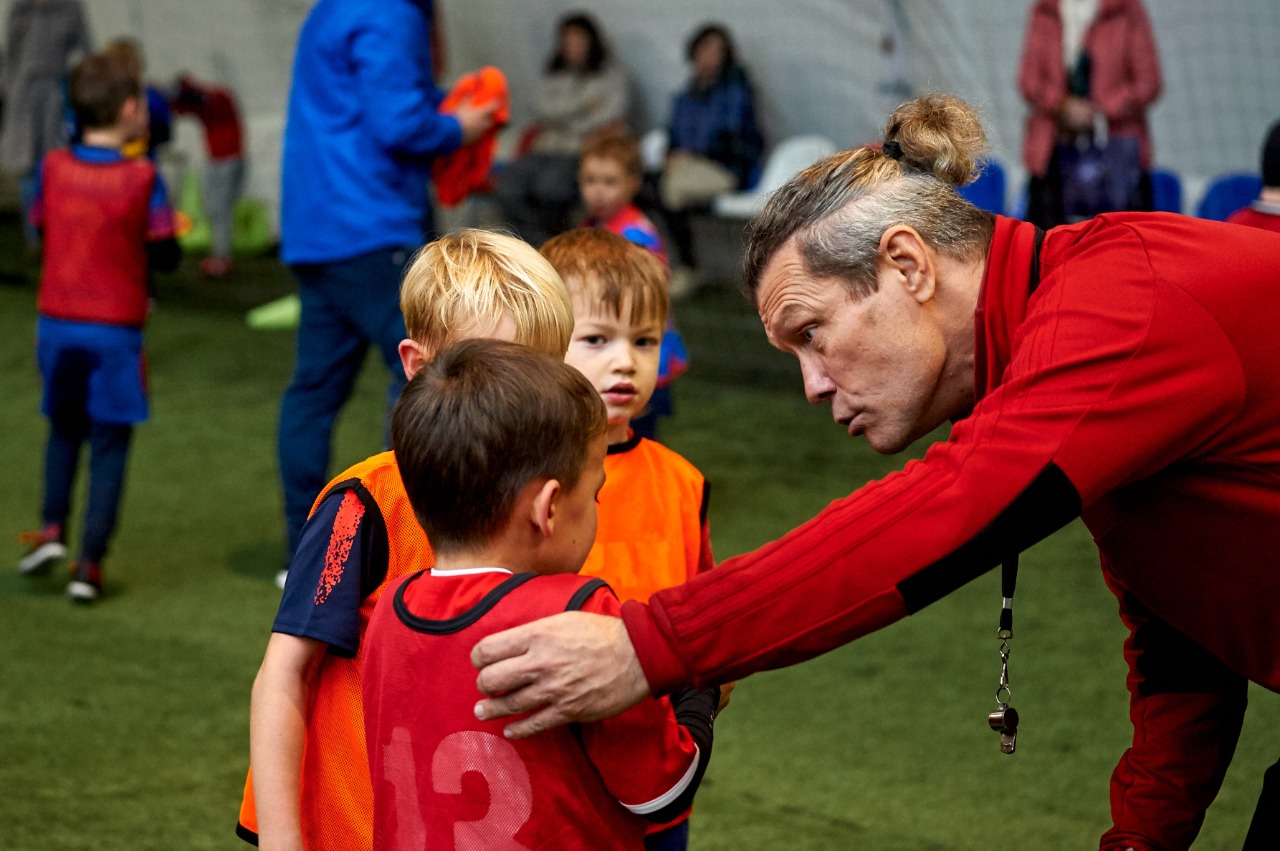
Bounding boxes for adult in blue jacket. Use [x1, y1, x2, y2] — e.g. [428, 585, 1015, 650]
[276, 0, 494, 582]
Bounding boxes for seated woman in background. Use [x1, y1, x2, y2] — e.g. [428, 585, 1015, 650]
[495, 12, 628, 247]
[660, 23, 764, 295]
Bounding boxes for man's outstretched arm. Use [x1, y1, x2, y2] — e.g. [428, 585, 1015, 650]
[471, 612, 649, 738]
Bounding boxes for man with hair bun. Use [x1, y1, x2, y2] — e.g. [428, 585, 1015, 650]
[472, 91, 1280, 850]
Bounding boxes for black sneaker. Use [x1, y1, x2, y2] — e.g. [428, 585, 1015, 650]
[17, 524, 67, 576]
[66, 560, 103, 603]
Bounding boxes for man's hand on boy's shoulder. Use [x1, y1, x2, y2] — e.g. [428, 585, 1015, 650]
[471, 611, 649, 738]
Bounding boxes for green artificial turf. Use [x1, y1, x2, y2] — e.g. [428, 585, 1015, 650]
[1, 228, 1275, 849]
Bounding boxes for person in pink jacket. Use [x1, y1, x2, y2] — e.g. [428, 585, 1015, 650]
[1017, 0, 1162, 228]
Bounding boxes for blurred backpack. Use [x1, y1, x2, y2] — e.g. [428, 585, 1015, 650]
[1057, 53, 1143, 222]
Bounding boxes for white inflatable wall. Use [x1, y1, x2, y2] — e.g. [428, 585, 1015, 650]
[4, 0, 1277, 227]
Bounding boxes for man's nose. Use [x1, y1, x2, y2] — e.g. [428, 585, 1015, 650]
[799, 356, 835, 404]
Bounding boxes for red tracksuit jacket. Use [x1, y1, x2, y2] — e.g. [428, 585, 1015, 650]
[624, 213, 1280, 850]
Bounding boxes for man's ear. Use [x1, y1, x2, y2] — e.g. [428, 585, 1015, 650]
[879, 225, 936, 304]
[528, 479, 562, 539]
[398, 339, 433, 380]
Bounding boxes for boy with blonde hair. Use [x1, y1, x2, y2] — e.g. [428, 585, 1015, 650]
[363, 339, 718, 850]
[240, 230, 573, 851]
[541, 228, 717, 850]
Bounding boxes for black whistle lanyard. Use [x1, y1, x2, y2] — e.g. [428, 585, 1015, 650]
[988, 226, 1045, 755]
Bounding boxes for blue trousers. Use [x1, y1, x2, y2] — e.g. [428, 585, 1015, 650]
[277, 247, 411, 560]
[644, 820, 689, 851]
[42, 414, 132, 564]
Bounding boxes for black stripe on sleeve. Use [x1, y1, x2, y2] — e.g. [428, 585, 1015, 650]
[897, 463, 1081, 614]
[699, 479, 711, 526]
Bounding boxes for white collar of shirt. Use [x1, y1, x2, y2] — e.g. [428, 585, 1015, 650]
[429, 566, 515, 577]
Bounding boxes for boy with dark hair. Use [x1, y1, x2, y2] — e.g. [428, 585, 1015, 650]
[242, 230, 575, 851]
[541, 228, 721, 850]
[362, 338, 718, 850]
[16, 50, 179, 602]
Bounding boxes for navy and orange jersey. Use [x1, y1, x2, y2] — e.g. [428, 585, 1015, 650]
[623, 213, 1280, 849]
[579, 434, 713, 605]
[362, 567, 716, 850]
[238, 451, 432, 849]
[33, 145, 176, 328]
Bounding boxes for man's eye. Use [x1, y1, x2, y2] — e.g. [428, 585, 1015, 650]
[801, 327, 816, 343]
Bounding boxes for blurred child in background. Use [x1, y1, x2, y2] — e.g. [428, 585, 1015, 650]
[172, 73, 243, 278]
[577, 134, 688, 441]
[1227, 119, 1280, 234]
[17, 50, 179, 602]
[102, 37, 171, 161]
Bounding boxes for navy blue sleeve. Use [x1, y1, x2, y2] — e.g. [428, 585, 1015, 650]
[271, 488, 370, 657]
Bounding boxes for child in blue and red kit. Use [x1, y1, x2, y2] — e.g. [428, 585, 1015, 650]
[578, 134, 688, 440]
[17, 50, 179, 602]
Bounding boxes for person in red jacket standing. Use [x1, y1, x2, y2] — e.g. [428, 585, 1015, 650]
[471, 92, 1280, 850]
[172, 74, 244, 278]
[1017, 0, 1162, 228]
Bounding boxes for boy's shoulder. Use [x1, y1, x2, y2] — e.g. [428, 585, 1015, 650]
[42, 147, 158, 197]
[319, 450, 402, 497]
[609, 436, 705, 486]
[611, 203, 660, 237]
[392, 569, 615, 627]
[61, 145, 156, 172]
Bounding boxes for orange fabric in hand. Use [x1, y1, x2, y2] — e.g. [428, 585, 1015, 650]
[432, 66, 510, 207]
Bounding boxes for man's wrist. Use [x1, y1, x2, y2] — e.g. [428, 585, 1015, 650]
[619, 599, 694, 696]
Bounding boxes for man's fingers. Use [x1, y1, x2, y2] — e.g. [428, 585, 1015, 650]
[502, 705, 572, 740]
[471, 623, 534, 670]
[473, 690, 534, 724]
[474, 655, 541, 700]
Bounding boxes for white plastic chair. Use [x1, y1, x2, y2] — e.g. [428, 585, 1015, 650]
[713, 134, 839, 219]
